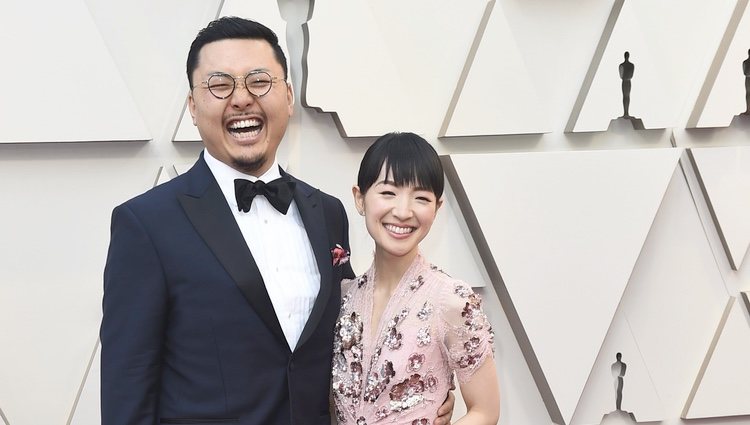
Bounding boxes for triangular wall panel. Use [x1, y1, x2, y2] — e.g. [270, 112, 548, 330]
[570, 311, 663, 425]
[683, 297, 750, 419]
[620, 163, 730, 414]
[571, 1, 673, 132]
[303, 0, 489, 137]
[690, 146, 750, 270]
[691, 0, 750, 128]
[152, 166, 169, 187]
[440, 0, 550, 137]
[446, 148, 681, 424]
[0, 1, 149, 143]
[67, 341, 100, 425]
[173, 0, 289, 142]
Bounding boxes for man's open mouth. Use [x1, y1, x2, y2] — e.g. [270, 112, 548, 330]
[227, 118, 263, 138]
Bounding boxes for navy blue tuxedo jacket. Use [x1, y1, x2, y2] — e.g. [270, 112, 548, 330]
[101, 155, 354, 425]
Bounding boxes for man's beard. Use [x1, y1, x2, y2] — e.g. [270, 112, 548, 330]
[233, 154, 267, 176]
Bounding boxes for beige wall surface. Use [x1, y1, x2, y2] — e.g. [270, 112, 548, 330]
[1, 1, 749, 424]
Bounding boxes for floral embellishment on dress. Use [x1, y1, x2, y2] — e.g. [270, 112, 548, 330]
[416, 302, 432, 321]
[349, 361, 363, 383]
[458, 353, 483, 369]
[407, 353, 425, 372]
[398, 308, 409, 320]
[425, 375, 438, 392]
[356, 273, 368, 288]
[332, 312, 364, 402]
[464, 336, 481, 352]
[337, 312, 363, 350]
[412, 419, 430, 425]
[375, 406, 389, 420]
[416, 327, 431, 347]
[332, 244, 350, 267]
[454, 283, 472, 298]
[462, 293, 485, 331]
[341, 293, 351, 308]
[384, 327, 403, 350]
[356, 416, 367, 425]
[382, 309, 409, 350]
[409, 275, 425, 291]
[389, 374, 426, 412]
[363, 360, 396, 403]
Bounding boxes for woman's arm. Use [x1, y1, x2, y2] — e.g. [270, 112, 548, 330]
[437, 276, 501, 425]
[453, 359, 500, 425]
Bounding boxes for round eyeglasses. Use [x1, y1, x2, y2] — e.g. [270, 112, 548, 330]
[192, 70, 285, 99]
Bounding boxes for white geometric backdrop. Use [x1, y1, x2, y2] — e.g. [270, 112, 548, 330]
[1, 1, 749, 425]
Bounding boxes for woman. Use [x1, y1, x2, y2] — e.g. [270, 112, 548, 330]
[332, 132, 500, 424]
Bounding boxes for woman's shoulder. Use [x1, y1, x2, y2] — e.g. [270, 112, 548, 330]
[341, 269, 371, 296]
[416, 261, 484, 322]
[420, 261, 476, 298]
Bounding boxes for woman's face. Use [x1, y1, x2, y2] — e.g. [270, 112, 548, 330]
[353, 165, 442, 262]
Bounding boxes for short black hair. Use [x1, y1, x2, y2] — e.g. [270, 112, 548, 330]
[357, 132, 444, 198]
[186, 16, 288, 88]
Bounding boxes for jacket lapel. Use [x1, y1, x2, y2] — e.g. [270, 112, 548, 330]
[287, 173, 334, 351]
[178, 157, 288, 348]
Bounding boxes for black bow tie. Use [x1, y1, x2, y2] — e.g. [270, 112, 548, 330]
[234, 177, 296, 215]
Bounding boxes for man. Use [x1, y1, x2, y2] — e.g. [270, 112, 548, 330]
[101, 17, 453, 425]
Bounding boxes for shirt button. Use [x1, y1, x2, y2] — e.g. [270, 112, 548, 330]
[264, 219, 268, 224]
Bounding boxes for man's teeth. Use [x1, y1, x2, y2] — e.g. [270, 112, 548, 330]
[384, 224, 414, 234]
[228, 118, 262, 130]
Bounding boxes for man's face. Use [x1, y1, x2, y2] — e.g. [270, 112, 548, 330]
[189, 38, 293, 176]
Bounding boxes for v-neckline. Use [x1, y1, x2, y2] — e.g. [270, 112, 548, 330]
[363, 254, 423, 348]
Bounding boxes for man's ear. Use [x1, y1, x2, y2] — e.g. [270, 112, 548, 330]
[188, 91, 197, 126]
[286, 81, 295, 115]
[352, 185, 365, 216]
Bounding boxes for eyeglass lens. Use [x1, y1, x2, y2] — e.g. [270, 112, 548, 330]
[207, 71, 274, 99]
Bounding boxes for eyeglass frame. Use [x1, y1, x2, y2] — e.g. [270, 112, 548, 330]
[191, 70, 287, 100]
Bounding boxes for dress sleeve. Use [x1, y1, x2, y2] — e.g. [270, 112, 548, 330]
[438, 279, 495, 383]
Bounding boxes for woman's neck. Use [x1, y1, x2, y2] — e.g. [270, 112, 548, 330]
[373, 249, 418, 293]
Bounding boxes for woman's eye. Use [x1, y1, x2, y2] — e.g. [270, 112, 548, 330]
[380, 191, 395, 196]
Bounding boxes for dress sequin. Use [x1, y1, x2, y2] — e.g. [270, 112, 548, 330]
[407, 353, 425, 372]
[417, 302, 432, 321]
[416, 327, 431, 347]
[410, 275, 425, 291]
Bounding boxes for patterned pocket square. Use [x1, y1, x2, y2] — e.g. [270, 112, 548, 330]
[331, 244, 350, 267]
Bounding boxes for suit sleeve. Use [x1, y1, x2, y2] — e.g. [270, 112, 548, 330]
[100, 204, 167, 425]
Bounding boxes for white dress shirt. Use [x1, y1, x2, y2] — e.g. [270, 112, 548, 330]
[204, 150, 321, 350]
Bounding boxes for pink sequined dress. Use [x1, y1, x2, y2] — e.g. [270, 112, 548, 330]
[332, 254, 494, 425]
